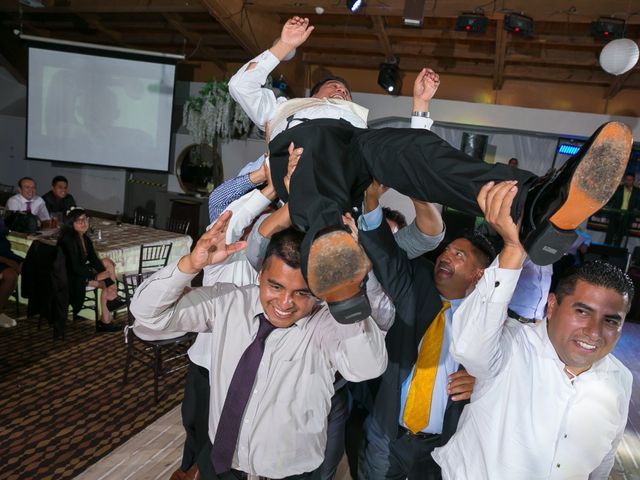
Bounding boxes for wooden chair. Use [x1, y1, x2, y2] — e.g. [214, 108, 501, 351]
[132, 211, 149, 227]
[165, 217, 190, 235]
[121, 272, 195, 403]
[138, 243, 172, 274]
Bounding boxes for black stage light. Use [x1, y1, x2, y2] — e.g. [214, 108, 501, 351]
[347, 0, 364, 13]
[504, 13, 534, 36]
[591, 17, 625, 39]
[378, 61, 401, 95]
[455, 13, 488, 33]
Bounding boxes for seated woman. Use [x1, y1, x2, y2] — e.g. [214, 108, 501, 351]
[57, 207, 123, 332]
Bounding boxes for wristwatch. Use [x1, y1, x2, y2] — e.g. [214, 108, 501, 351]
[411, 111, 430, 118]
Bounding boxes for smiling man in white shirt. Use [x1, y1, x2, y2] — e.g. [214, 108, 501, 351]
[130, 212, 388, 480]
[6, 177, 51, 224]
[433, 180, 633, 480]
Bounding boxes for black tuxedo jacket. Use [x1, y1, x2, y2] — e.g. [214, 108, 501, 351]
[359, 222, 468, 444]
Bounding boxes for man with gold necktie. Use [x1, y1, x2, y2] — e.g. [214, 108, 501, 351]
[357, 184, 495, 479]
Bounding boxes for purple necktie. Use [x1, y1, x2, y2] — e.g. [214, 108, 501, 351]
[26, 201, 32, 213]
[211, 314, 276, 474]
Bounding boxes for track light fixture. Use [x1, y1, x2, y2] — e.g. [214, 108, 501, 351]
[455, 13, 488, 33]
[378, 58, 401, 95]
[347, 0, 364, 13]
[591, 17, 625, 39]
[504, 13, 534, 36]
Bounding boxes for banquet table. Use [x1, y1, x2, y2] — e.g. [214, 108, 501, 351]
[8, 218, 192, 274]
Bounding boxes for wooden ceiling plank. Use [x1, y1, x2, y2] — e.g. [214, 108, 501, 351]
[162, 12, 226, 74]
[80, 13, 127, 45]
[0, 0, 207, 13]
[371, 16, 393, 59]
[604, 70, 635, 99]
[198, 0, 305, 96]
[493, 18, 507, 90]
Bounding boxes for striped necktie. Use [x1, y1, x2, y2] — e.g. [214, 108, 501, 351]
[210, 314, 276, 474]
[403, 301, 450, 434]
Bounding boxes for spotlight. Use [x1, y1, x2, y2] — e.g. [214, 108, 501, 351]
[504, 13, 534, 36]
[378, 60, 401, 95]
[403, 0, 427, 27]
[347, 0, 364, 13]
[591, 17, 625, 39]
[455, 13, 488, 33]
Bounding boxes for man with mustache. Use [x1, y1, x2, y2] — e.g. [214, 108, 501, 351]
[130, 213, 388, 480]
[433, 180, 633, 479]
[356, 182, 493, 479]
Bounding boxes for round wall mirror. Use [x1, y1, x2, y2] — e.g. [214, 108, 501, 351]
[176, 143, 223, 194]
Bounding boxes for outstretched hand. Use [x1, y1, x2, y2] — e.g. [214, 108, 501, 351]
[285, 142, 303, 193]
[477, 180, 525, 268]
[178, 211, 247, 274]
[413, 68, 440, 103]
[280, 16, 314, 48]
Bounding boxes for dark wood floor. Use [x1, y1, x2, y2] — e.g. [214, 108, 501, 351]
[611, 321, 640, 479]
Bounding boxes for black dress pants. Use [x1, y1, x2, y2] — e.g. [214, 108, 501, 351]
[180, 360, 211, 471]
[269, 120, 537, 276]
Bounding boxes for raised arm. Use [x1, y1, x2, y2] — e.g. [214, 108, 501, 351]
[450, 181, 527, 379]
[410, 68, 439, 130]
[130, 211, 247, 332]
[228, 16, 314, 129]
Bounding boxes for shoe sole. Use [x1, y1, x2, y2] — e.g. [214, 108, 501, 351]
[307, 230, 369, 302]
[549, 122, 632, 230]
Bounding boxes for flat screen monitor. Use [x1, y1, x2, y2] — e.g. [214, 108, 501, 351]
[27, 43, 176, 171]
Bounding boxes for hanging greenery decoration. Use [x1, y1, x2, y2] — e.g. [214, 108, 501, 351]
[182, 80, 252, 144]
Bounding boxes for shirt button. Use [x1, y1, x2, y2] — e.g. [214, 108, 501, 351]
[564, 434, 567, 438]
[556, 464, 561, 468]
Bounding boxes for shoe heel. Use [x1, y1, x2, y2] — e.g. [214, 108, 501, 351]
[524, 223, 577, 266]
[328, 290, 372, 324]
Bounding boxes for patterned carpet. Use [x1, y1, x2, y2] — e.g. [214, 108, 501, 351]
[0, 306, 187, 480]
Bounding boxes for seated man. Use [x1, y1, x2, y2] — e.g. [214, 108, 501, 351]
[42, 175, 77, 217]
[130, 213, 388, 480]
[6, 177, 51, 227]
[229, 15, 632, 319]
[433, 180, 633, 479]
[0, 216, 21, 328]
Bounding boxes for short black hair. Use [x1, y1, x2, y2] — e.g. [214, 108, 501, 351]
[555, 261, 634, 311]
[382, 207, 407, 230]
[263, 228, 304, 270]
[461, 231, 496, 268]
[52, 175, 68, 186]
[309, 75, 351, 98]
[18, 176, 35, 188]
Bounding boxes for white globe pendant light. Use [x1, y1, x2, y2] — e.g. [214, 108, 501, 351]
[599, 38, 640, 75]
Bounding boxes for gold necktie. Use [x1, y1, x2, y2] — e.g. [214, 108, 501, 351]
[403, 301, 450, 434]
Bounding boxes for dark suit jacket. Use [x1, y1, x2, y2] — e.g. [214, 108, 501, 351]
[608, 185, 640, 212]
[360, 222, 468, 444]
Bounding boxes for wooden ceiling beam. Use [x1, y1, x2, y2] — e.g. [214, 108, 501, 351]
[0, 0, 207, 13]
[79, 13, 129, 46]
[162, 13, 227, 75]
[493, 17, 507, 90]
[198, 0, 305, 96]
[604, 70, 636, 99]
[371, 16, 393, 60]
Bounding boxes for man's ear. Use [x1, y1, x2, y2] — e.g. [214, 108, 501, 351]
[546, 293, 557, 319]
[474, 268, 485, 284]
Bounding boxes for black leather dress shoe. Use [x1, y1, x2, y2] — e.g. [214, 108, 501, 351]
[106, 297, 127, 312]
[521, 122, 632, 265]
[96, 321, 122, 333]
[307, 229, 372, 324]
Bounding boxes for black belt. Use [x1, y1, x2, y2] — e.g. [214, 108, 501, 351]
[399, 426, 440, 440]
[507, 308, 536, 324]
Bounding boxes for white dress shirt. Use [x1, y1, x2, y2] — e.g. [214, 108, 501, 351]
[228, 49, 434, 141]
[509, 257, 552, 319]
[131, 263, 387, 478]
[6, 194, 50, 221]
[432, 260, 632, 480]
